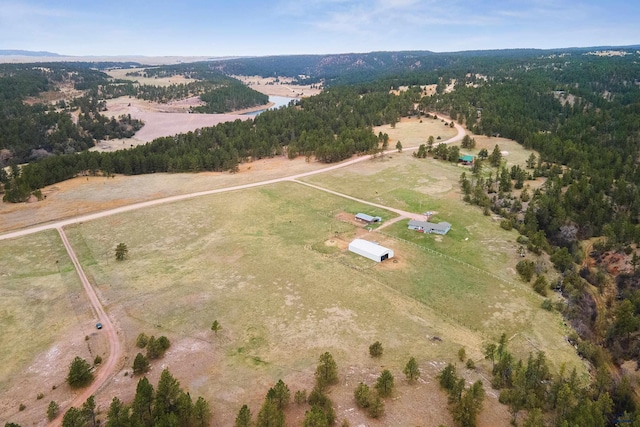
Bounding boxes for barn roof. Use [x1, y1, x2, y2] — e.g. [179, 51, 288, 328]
[355, 213, 381, 222]
[348, 239, 392, 257]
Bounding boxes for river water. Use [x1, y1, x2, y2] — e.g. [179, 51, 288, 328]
[244, 95, 298, 116]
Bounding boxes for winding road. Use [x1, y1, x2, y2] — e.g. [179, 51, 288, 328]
[1, 116, 465, 424]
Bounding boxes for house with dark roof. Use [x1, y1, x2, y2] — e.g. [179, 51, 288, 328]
[408, 219, 452, 235]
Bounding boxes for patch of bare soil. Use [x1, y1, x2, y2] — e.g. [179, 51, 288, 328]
[91, 96, 250, 152]
[233, 75, 322, 98]
[599, 251, 634, 276]
[1, 313, 111, 426]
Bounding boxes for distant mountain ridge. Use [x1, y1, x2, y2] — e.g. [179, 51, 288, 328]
[0, 49, 61, 56]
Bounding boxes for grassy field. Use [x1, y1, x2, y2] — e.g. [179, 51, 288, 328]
[62, 182, 493, 424]
[1, 120, 583, 425]
[0, 230, 105, 423]
[59, 174, 581, 424]
[300, 147, 578, 368]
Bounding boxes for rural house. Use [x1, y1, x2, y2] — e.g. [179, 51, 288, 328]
[408, 219, 452, 235]
[355, 213, 382, 223]
[348, 239, 394, 262]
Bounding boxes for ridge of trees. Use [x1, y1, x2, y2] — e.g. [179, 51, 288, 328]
[2, 84, 414, 202]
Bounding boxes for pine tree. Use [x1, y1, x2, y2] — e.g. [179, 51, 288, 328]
[133, 352, 150, 375]
[403, 357, 420, 383]
[235, 404, 252, 427]
[132, 377, 154, 425]
[115, 243, 128, 261]
[154, 369, 181, 419]
[106, 397, 130, 427]
[67, 356, 94, 388]
[315, 352, 338, 390]
[375, 370, 394, 397]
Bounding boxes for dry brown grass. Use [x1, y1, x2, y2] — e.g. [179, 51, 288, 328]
[0, 118, 580, 426]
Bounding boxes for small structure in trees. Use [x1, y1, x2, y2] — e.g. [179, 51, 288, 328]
[348, 239, 394, 262]
[458, 154, 475, 165]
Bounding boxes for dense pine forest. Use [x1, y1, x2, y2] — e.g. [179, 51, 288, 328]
[4, 46, 640, 425]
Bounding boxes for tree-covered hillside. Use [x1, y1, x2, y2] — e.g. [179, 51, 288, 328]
[0, 62, 268, 166]
[6, 47, 640, 424]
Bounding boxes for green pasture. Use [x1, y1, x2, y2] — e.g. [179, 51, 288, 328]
[61, 179, 580, 400]
[0, 230, 86, 391]
[2, 135, 578, 421]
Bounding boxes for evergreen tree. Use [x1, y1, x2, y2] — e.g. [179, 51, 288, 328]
[369, 341, 383, 357]
[315, 352, 338, 390]
[256, 399, 284, 427]
[132, 377, 154, 426]
[47, 401, 60, 421]
[154, 369, 181, 419]
[106, 397, 130, 427]
[115, 243, 128, 261]
[303, 406, 329, 427]
[403, 357, 420, 383]
[235, 404, 252, 427]
[133, 352, 150, 375]
[81, 395, 97, 427]
[211, 320, 222, 334]
[67, 356, 94, 388]
[271, 379, 291, 410]
[354, 383, 371, 408]
[192, 396, 211, 427]
[488, 145, 502, 167]
[368, 395, 385, 418]
[375, 370, 394, 397]
[61, 407, 87, 427]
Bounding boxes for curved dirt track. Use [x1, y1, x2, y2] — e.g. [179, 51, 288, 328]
[52, 228, 123, 426]
[1, 115, 465, 425]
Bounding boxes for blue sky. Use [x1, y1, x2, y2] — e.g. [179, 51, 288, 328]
[1, 0, 639, 56]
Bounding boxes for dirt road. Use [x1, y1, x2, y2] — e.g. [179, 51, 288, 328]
[52, 228, 123, 426]
[0, 114, 464, 424]
[0, 116, 463, 242]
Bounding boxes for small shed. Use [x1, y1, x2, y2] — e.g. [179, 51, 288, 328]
[459, 154, 475, 165]
[408, 220, 452, 235]
[355, 213, 382, 223]
[348, 239, 394, 262]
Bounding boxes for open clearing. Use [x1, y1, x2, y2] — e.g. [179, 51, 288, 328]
[233, 75, 322, 98]
[90, 96, 250, 152]
[0, 118, 584, 426]
[0, 231, 109, 424]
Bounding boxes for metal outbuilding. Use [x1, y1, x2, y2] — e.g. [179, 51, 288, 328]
[348, 238, 394, 262]
[355, 213, 382, 223]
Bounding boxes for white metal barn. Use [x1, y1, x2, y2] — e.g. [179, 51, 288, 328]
[348, 238, 394, 262]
